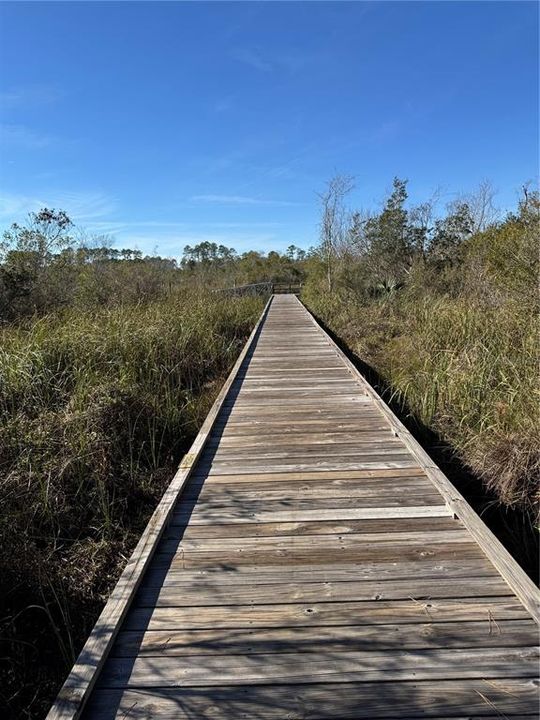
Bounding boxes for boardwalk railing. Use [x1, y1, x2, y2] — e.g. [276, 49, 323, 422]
[216, 281, 302, 297]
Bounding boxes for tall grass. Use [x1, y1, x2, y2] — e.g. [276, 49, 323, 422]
[303, 287, 539, 515]
[0, 290, 265, 719]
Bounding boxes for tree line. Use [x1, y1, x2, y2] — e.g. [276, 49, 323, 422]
[0, 211, 307, 321]
[316, 174, 537, 299]
[2, 177, 537, 322]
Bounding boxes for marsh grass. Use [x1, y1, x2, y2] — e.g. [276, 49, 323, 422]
[0, 289, 264, 719]
[303, 289, 539, 516]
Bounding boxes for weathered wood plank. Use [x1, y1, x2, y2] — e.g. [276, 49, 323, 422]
[180, 478, 443, 502]
[208, 442, 408, 461]
[180, 480, 438, 504]
[157, 542, 483, 569]
[143, 557, 499, 586]
[173, 496, 447, 524]
[160, 528, 471, 556]
[170, 505, 452, 526]
[112, 619, 539, 657]
[173, 504, 452, 529]
[124, 597, 529, 631]
[223, 395, 372, 406]
[135, 576, 511, 608]
[195, 467, 425, 483]
[82, 679, 540, 720]
[100, 646, 538, 687]
[208, 431, 397, 447]
[163, 515, 469, 539]
[199, 458, 420, 475]
[213, 419, 389, 434]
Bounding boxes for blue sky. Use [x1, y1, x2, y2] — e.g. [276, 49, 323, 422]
[1, 1, 538, 257]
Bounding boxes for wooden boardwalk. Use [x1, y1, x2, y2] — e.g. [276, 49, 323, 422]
[50, 295, 539, 719]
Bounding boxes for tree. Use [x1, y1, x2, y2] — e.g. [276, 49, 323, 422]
[463, 185, 539, 300]
[286, 245, 306, 262]
[1, 208, 74, 263]
[464, 179, 499, 233]
[362, 177, 412, 291]
[317, 175, 355, 291]
[0, 209, 75, 317]
[429, 201, 473, 266]
[408, 189, 440, 260]
[182, 242, 236, 269]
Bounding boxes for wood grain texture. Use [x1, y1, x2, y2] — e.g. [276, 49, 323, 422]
[111, 618, 539, 657]
[135, 575, 512, 608]
[99, 646, 538, 687]
[83, 679, 539, 719]
[124, 597, 530, 631]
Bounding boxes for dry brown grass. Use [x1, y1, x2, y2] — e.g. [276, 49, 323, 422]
[302, 288, 539, 519]
[0, 289, 265, 719]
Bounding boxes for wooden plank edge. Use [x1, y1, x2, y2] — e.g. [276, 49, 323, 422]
[298, 295, 540, 624]
[45, 296, 274, 720]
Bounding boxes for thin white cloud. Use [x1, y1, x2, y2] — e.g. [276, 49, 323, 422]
[0, 193, 45, 221]
[204, 221, 283, 228]
[0, 85, 61, 110]
[191, 194, 299, 207]
[0, 191, 116, 224]
[52, 191, 117, 220]
[233, 48, 272, 72]
[0, 191, 285, 231]
[90, 221, 283, 244]
[85, 220, 282, 234]
[232, 47, 327, 75]
[213, 96, 235, 113]
[0, 124, 52, 149]
[0, 189, 299, 258]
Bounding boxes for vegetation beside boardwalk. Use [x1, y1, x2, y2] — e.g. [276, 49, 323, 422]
[303, 178, 539, 516]
[0, 278, 264, 717]
[1, 180, 538, 717]
[302, 178, 539, 553]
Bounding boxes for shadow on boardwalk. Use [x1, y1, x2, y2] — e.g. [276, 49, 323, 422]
[78, 312, 538, 719]
[311, 313, 539, 584]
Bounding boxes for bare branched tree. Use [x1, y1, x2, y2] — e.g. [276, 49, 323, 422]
[463, 179, 499, 232]
[317, 174, 355, 291]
